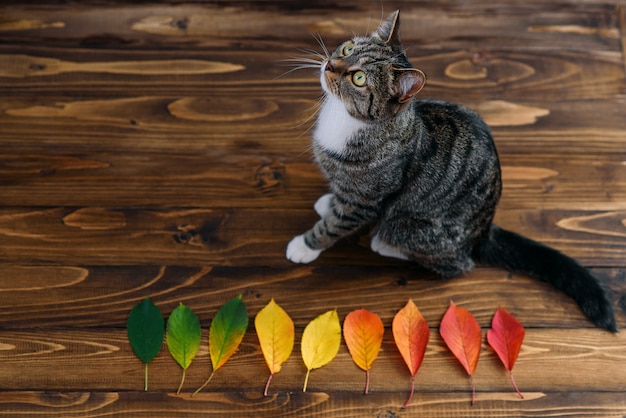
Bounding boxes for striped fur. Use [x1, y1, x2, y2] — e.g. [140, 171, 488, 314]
[286, 11, 616, 330]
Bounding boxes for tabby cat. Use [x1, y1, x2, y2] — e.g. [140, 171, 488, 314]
[286, 10, 617, 331]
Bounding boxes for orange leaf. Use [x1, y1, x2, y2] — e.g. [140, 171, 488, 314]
[439, 300, 481, 405]
[343, 308, 384, 394]
[392, 299, 430, 408]
[487, 307, 525, 398]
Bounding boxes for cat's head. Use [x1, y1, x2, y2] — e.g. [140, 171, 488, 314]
[321, 10, 426, 121]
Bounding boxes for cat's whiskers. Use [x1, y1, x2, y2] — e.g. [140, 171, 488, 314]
[275, 57, 322, 79]
[291, 94, 325, 133]
[295, 94, 328, 143]
[275, 31, 332, 152]
[285, 56, 323, 65]
[310, 32, 331, 60]
[281, 92, 326, 156]
[296, 47, 327, 62]
[275, 31, 330, 81]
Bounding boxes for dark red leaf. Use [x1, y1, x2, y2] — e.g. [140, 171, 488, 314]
[487, 307, 525, 398]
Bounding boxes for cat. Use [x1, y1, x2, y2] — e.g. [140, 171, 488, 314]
[286, 10, 617, 331]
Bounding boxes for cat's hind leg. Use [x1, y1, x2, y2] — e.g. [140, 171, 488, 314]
[376, 218, 475, 277]
[422, 255, 475, 278]
[370, 233, 410, 260]
[314, 193, 334, 218]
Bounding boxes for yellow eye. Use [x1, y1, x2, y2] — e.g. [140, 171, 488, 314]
[352, 70, 366, 87]
[342, 42, 354, 56]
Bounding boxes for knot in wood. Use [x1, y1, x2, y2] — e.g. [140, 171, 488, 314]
[255, 160, 285, 193]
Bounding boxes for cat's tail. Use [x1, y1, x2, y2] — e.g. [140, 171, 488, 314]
[474, 224, 617, 332]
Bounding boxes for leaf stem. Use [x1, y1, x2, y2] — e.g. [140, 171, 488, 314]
[264, 374, 273, 397]
[510, 371, 524, 399]
[402, 376, 415, 409]
[303, 369, 311, 392]
[193, 370, 215, 397]
[144, 363, 149, 392]
[364, 370, 370, 395]
[176, 369, 186, 395]
[470, 375, 476, 406]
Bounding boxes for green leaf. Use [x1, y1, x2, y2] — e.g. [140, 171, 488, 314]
[166, 302, 202, 394]
[127, 298, 165, 391]
[194, 294, 248, 395]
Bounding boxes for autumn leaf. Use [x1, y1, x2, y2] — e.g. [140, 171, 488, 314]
[301, 309, 341, 392]
[343, 308, 384, 394]
[440, 300, 482, 405]
[255, 298, 295, 396]
[194, 294, 248, 395]
[392, 299, 430, 408]
[166, 302, 202, 394]
[487, 307, 525, 399]
[127, 298, 165, 391]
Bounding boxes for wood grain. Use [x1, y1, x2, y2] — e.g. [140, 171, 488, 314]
[0, 1, 625, 416]
[0, 391, 624, 418]
[0, 153, 626, 209]
[0, 328, 624, 393]
[0, 207, 624, 265]
[0, 265, 623, 329]
[1, 96, 625, 152]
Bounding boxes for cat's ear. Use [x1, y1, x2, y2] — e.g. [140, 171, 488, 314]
[376, 10, 401, 47]
[394, 68, 426, 104]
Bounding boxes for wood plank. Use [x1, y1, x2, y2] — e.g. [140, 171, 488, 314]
[0, 2, 624, 416]
[1, 95, 625, 154]
[0, 265, 622, 329]
[0, 328, 623, 393]
[0, 152, 625, 209]
[0, 93, 626, 147]
[617, 4, 626, 69]
[0, 47, 623, 102]
[0, 390, 624, 418]
[0, 2, 622, 52]
[0, 207, 624, 266]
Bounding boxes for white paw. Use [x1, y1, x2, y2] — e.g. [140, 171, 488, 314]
[371, 233, 409, 260]
[314, 193, 334, 218]
[286, 235, 322, 264]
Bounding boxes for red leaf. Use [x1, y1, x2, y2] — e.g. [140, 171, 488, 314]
[487, 307, 525, 398]
[439, 300, 482, 405]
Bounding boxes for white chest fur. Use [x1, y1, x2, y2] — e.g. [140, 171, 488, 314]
[313, 94, 367, 155]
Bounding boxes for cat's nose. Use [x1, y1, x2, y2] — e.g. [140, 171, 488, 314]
[324, 60, 334, 72]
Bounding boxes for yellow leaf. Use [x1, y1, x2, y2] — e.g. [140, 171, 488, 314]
[254, 299, 294, 395]
[301, 309, 341, 392]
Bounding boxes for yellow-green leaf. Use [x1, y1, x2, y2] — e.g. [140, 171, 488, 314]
[255, 298, 295, 395]
[194, 294, 248, 395]
[166, 302, 201, 394]
[301, 309, 341, 392]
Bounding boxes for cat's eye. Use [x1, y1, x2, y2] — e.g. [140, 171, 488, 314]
[352, 70, 367, 87]
[342, 42, 354, 57]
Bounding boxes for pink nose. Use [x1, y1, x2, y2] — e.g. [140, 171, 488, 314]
[325, 61, 334, 72]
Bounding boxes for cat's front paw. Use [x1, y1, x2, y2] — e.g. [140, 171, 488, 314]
[314, 193, 334, 218]
[286, 235, 322, 264]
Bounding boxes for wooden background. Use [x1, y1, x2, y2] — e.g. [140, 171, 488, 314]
[1, 1, 626, 416]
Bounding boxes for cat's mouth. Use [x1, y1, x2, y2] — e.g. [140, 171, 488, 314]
[320, 60, 340, 97]
[320, 61, 332, 95]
